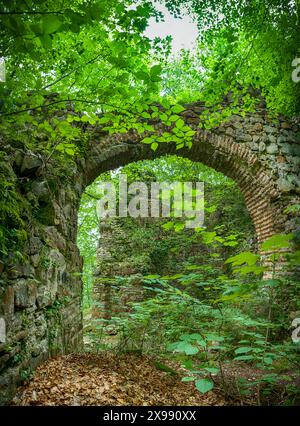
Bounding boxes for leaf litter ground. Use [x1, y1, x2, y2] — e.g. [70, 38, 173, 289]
[12, 353, 226, 406]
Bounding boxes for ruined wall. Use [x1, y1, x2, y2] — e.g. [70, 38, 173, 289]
[0, 102, 299, 404]
[92, 219, 151, 321]
[0, 148, 83, 404]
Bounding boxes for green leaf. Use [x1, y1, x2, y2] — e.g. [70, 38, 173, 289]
[150, 65, 162, 81]
[195, 378, 214, 394]
[141, 137, 153, 144]
[180, 333, 206, 347]
[203, 367, 220, 374]
[153, 361, 177, 375]
[144, 275, 160, 279]
[162, 221, 174, 230]
[261, 234, 293, 251]
[186, 130, 196, 137]
[223, 241, 238, 247]
[40, 34, 52, 49]
[151, 142, 158, 151]
[235, 347, 253, 354]
[159, 113, 168, 121]
[225, 251, 259, 266]
[234, 265, 265, 275]
[136, 71, 149, 81]
[98, 116, 111, 124]
[171, 104, 185, 114]
[234, 355, 256, 361]
[175, 119, 185, 129]
[173, 341, 199, 355]
[150, 64, 162, 76]
[169, 115, 180, 122]
[42, 16, 63, 35]
[161, 99, 170, 109]
[182, 377, 195, 382]
[174, 223, 185, 232]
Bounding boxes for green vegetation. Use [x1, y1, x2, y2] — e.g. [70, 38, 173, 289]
[79, 157, 300, 405]
[1, 0, 299, 407]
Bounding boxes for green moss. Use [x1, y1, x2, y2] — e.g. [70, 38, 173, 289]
[0, 153, 29, 259]
[19, 368, 32, 383]
[32, 202, 55, 225]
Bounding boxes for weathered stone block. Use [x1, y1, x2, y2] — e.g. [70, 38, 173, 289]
[0, 318, 5, 343]
[267, 134, 277, 144]
[292, 144, 300, 156]
[264, 125, 277, 134]
[1, 286, 14, 318]
[266, 143, 279, 154]
[31, 180, 50, 201]
[14, 279, 37, 308]
[31, 254, 41, 268]
[277, 178, 294, 192]
[43, 226, 66, 252]
[238, 134, 252, 142]
[20, 153, 42, 175]
[250, 142, 259, 151]
[225, 127, 234, 136]
[281, 122, 291, 129]
[36, 249, 66, 307]
[281, 143, 293, 154]
[26, 236, 43, 255]
[7, 262, 34, 279]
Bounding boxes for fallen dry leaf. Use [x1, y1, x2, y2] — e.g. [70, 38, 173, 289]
[12, 352, 226, 406]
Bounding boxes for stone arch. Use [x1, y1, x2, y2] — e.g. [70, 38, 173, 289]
[80, 105, 299, 245]
[0, 102, 299, 404]
[84, 134, 276, 242]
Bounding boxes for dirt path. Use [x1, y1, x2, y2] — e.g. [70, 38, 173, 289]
[12, 353, 226, 406]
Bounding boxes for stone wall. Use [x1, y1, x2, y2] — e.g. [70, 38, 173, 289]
[0, 101, 299, 404]
[92, 219, 149, 320]
[0, 147, 83, 404]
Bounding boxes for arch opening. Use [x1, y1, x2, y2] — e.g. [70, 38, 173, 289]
[78, 155, 257, 351]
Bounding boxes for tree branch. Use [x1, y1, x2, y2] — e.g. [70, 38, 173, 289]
[0, 10, 69, 15]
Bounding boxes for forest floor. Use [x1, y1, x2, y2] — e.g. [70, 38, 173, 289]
[12, 352, 295, 406]
[12, 353, 228, 406]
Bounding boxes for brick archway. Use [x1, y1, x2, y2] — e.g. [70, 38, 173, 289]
[82, 104, 299, 244]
